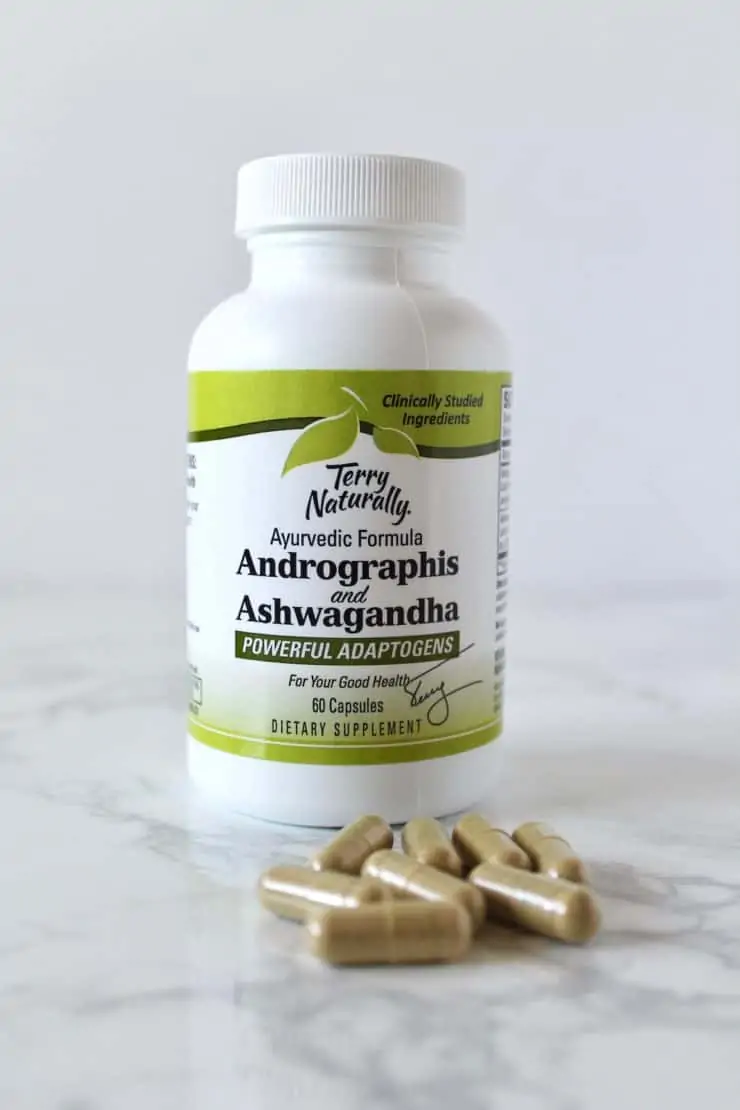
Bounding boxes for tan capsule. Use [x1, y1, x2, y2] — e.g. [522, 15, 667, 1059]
[452, 813, 532, 872]
[362, 849, 486, 930]
[469, 860, 601, 943]
[401, 818, 463, 877]
[258, 865, 388, 923]
[512, 821, 588, 883]
[307, 900, 472, 965]
[311, 815, 393, 875]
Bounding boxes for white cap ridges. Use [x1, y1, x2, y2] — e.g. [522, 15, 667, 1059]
[235, 154, 465, 239]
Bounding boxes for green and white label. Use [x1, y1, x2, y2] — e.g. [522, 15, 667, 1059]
[187, 370, 511, 765]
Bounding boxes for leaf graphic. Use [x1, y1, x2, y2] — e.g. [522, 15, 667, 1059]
[282, 407, 359, 476]
[372, 424, 419, 458]
[340, 386, 369, 413]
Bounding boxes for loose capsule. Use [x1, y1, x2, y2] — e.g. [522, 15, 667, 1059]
[401, 818, 463, 876]
[362, 849, 486, 930]
[452, 813, 532, 872]
[307, 900, 472, 965]
[258, 865, 388, 923]
[311, 815, 394, 875]
[512, 821, 588, 883]
[469, 860, 601, 944]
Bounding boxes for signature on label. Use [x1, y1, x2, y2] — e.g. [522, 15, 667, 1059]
[402, 643, 482, 726]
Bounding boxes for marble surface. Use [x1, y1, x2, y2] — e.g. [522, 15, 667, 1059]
[1, 586, 739, 1110]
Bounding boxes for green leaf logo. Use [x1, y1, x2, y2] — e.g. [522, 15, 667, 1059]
[339, 386, 369, 413]
[372, 424, 420, 458]
[282, 406, 359, 476]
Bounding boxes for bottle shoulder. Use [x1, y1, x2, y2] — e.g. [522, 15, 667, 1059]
[188, 292, 252, 369]
[412, 289, 509, 370]
[188, 282, 508, 372]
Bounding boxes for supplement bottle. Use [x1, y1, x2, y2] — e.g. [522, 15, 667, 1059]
[187, 153, 511, 826]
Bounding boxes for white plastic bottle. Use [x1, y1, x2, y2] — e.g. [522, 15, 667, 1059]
[187, 154, 511, 826]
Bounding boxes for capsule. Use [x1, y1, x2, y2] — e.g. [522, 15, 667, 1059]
[401, 818, 463, 877]
[311, 815, 394, 875]
[258, 865, 388, 923]
[469, 860, 601, 943]
[307, 900, 472, 965]
[452, 813, 532, 872]
[362, 849, 486, 930]
[512, 821, 588, 883]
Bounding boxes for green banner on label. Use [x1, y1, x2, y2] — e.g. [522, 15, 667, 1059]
[189, 369, 511, 455]
[188, 717, 502, 765]
[234, 629, 461, 666]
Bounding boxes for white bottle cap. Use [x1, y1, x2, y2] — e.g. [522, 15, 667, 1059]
[235, 153, 465, 240]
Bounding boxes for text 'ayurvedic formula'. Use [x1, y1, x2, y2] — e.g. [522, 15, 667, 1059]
[187, 153, 511, 825]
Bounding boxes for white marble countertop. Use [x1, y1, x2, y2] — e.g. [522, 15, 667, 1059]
[1, 587, 739, 1110]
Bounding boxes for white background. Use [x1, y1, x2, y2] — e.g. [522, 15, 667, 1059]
[1, 0, 738, 592]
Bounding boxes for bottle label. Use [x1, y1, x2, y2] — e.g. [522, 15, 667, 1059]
[187, 370, 511, 765]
